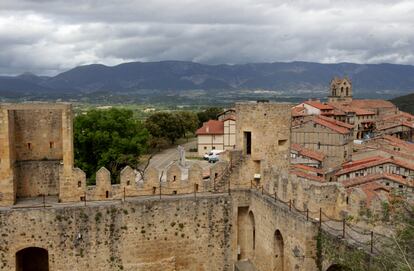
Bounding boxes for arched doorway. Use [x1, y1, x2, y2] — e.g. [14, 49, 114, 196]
[16, 247, 49, 271]
[326, 264, 349, 271]
[273, 230, 284, 271]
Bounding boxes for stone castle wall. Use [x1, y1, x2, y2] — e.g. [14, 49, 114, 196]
[0, 189, 321, 271]
[0, 195, 233, 271]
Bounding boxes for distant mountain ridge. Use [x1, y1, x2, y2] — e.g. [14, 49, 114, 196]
[1, 61, 414, 99]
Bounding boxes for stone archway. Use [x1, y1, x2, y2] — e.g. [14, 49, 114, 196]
[273, 230, 284, 271]
[16, 247, 49, 271]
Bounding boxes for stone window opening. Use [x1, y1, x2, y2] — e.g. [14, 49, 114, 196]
[105, 191, 109, 198]
[127, 180, 130, 186]
[278, 139, 287, 146]
[152, 187, 156, 194]
[317, 142, 321, 149]
[244, 131, 252, 155]
[215, 173, 218, 179]
[346, 196, 349, 205]
[77, 181, 81, 188]
[49, 141, 54, 149]
[173, 190, 177, 195]
[27, 142, 32, 150]
[195, 184, 199, 191]
[173, 175, 176, 182]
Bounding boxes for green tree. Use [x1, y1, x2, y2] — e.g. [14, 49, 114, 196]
[176, 111, 199, 140]
[74, 108, 149, 184]
[197, 107, 222, 127]
[145, 112, 183, 144]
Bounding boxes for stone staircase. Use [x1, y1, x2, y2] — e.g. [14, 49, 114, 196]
[214, 150, 243, 192]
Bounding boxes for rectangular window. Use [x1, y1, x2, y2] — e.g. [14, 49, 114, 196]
[244, 131, 252, 155]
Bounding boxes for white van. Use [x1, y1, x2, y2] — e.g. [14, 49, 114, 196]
[203, 150, 224, 160]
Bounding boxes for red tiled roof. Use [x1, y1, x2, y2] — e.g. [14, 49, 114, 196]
[313, 116, 351, 134]
[291, 143, 325, 162]
[328, 102, 375, 116]
[304, 100, 334, 110]
[291, 164, 324, 174]
[196, 120, 224, 135]
[380, 111, 414, 122]
[291, 106, 308, 117]
[342, 156, 384, 169]
[317, 115, 354, 129]
[336, 157, 414, 176]
[382, 135, 414, 151]
[377, 121, 414, 131]
[342, 173, 413, 188]
[350, 99, 396, 109]
[290, 170, 325, 182]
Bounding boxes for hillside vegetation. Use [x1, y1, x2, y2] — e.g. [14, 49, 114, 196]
[390, 93, 414, 114]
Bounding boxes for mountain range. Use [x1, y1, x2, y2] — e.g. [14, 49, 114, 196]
[1, 61, 414, 100]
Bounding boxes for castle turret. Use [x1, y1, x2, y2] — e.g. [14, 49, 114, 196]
[328, 77, 352, 103]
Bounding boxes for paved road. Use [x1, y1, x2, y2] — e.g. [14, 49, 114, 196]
[148, 141, 197, 170]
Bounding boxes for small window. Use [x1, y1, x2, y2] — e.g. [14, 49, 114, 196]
[27, 143, 32, 150]
[49, 141, 54, 149]
[212, 146, 216, 150]
[77, 181, 82, 188]
[152, 187, 156, 194]
[173, 175, 176, 182]
[278, 139, 287, 146]
[317, 142, 321, 149]
[195, 184, 199, 191]
[313, 123, 317, 128]
[215, 173, 218, 179]
[346, 196, 349, 205]
[385, 182, 390, 186]
[398, 185, 403, 188]
[204, 146, 207, 150]
[173, 190, 177, 195]
[80, 196, 85, 201]
[105, 191, 109, 198]
[127, 180, 130, 186]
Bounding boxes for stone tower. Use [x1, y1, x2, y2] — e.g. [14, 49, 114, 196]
[0, 103, 83, 206]
[235, 101, 291, 186]
[328, 77, 352, 103]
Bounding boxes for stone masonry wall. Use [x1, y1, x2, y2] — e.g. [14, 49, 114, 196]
[0, 195, 233, 271]
[15, 161, 60, 197]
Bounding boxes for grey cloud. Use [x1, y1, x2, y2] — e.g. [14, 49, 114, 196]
[0, 0, 414, 75]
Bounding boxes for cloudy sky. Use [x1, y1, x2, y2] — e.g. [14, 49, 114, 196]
[1, 0, 414, 75]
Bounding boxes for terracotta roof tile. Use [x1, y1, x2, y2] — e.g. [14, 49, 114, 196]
[350, 99, 396, 109]
[291, 164, 325, 174]
[336, 157, 414, 176]
[304, 100, 334, 110]
[291, 143, 325, 162]
[313, 116, 351, 134]
[317, 115, 354, 129]
[196, 120, 224, 135]
[342, 173, 413, 188]
[290, 170, 325, 182]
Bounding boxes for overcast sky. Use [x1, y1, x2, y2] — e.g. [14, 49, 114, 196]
[1, 0, 414, 75]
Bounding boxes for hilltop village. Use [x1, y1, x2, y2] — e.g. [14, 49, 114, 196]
[0, 78, 412, 271]
[197, 78, 414, 215]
